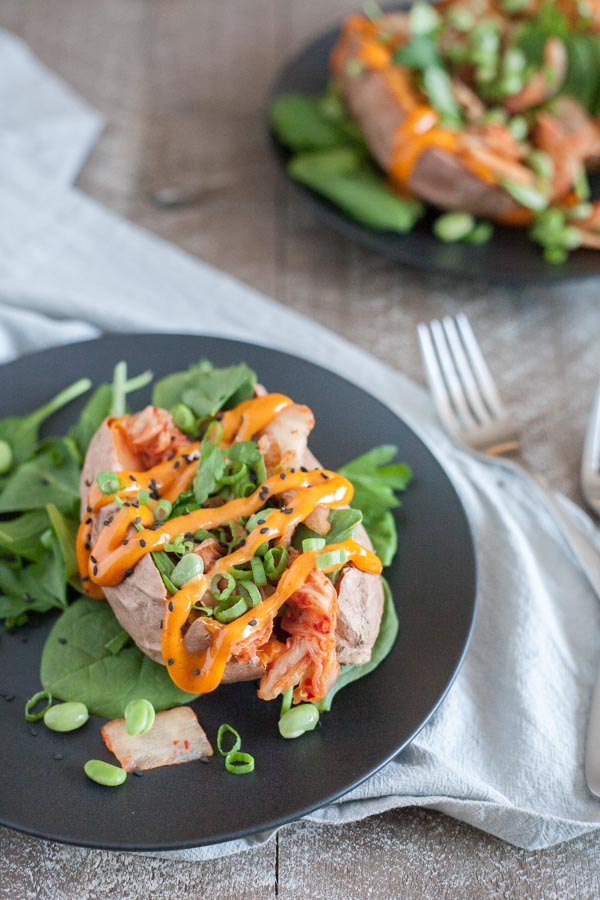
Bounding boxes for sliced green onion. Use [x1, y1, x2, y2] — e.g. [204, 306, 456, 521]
[153, 499, 172, 522]
[250, 556, 267, 586]
[254, 456, 267, 485]
[302, 537, 327, 553]
[204, 419, 224, 444]
[171, 403, 197, 434]
[409, 1, 439, 36]
[110, 361, 128, 418]
[24, 690, 52, 722]
[255, 542, 269, 557]
[192, 603, 215, 615]
[567, 203, 593, 221]
[264, 546, 289, 580]
[211, 572, 236, 601]
[218, 461, 248, 485]
[227, 565, 253, 581]
[225, 751, 255, 774]
[164, 537, 194, 556]
[237, 581, 262, 608]
[433, 211, 475, 242]
[574, 167, 591, 202]
[171, 553, 205, 587]
[422, 66, 462, 127]
[137, 489, 150, 507]
[316, 548, 348, 570]
[246, 508, 276, 533]
[502, 180, 548, 211]
[97, 470, 121, 495]
[508, 116, 528, 141]
[214, 595, 249, 623]
[194, 528, 214, 542]
[528, 150, 554, 184]
[280, 686, 293, 717]
[236, 480, 256, 498]
[217, 723, 242, 756]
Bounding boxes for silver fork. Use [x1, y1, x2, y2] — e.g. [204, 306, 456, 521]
[580, 382, 600, 798]
[417, 313, 600, 600]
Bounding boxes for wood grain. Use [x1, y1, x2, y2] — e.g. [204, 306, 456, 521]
[1, 1, 599, 897]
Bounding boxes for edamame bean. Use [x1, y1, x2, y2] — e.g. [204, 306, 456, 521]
[84, 759, 127, 787]
[278, 704, 320, 739]
[171, 553, 204, 588]
[171, 403, 196, 433]
[97, 470, 120, 494]
[125, 699, 155, 736]
[0, 439, 12, 475]
[433, 211, 475, 243]
[43, 701, 89, 733]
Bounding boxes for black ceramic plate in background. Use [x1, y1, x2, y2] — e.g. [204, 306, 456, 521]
[0, 334, 476, 851]
[269, 17, 600, 284]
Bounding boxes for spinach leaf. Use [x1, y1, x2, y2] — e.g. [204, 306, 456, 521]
[46, 503, 80, 588]
[292, 508, 363, 551]
[0, 437, 81, 514]
[0, 378, 90, 471]
[0, 537, 67, 623]
[152, 361, 256, 419]
[41, 597, 197, 718]
[0, 509, 50, 561]
[70, 383, 112, 458]
[271, 93, 350, 151]
[193, 440, 225, 506]
[340, 445, 412, 566]
[317, 579, 398, 712]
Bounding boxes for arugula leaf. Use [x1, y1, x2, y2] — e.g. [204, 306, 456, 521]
[0, 437, 81, 514]
[0, 509, 50, 561]
[340, 445, 412, 566]
[41, 597, 197, 718]
[0, 378, 91, 471]
[193, 440, 225, 506]
[152, 361, 256, 420]
[292, 508, 363, 551]
[317, 579, 398, 711]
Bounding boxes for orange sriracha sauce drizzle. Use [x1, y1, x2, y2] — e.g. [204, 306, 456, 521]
[77, 393, 382, 699]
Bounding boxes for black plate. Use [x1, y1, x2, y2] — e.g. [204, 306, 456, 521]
[0, 334, 476, 851]
[269, 17, 600, 284]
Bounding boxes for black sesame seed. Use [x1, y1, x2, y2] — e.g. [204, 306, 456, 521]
[168, 658, 174, 666]
[260, 527, 269, 534]
[173, 460, 181, 469]
[215, 413, 224, 421]
[85, 479, 92, 488]
[134, 516, 142, 525]
[192, 668, 200, 676]
[129, 474, 137, 482]
[84, 542, 91, 551]
[168, 601, 174, 612]
[184, 532, 193, 540]
[3, 695, 15, 703]
[248, 619, 258, 627]
[283, 508, 294, 515]
[133, 769, 144, 777]
[279, 472, 286, 480]
[58, 637, 67, 645]
[300, 466, 308, 473]
[90, 555, 97, 564]
[93, 565, 98, 576]
[103, 517, 113, 527]
[238, 539, 246, 547]
[320, 473, 329, 480]
[85, 517, 92, 525]
[140, 539, 147, 548]
[122, 538, 129, 546]
[257, 518, 265, 525]
[86, 505, 92, 513]
[81, 576, 90, 582]
[124, 568, 134, 578]
[159, 619, 163, 629]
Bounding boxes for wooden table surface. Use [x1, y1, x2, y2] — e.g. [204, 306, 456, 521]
[1, 1, 600, 897]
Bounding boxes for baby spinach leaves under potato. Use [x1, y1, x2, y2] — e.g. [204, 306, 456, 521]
[340, 445, 412, 566]
[152, 360, 256, 422]
[41, 597, 197, 718]
[317, 579, 398, 712]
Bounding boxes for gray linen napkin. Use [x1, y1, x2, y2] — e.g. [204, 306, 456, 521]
[2, 29, 600, 860]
